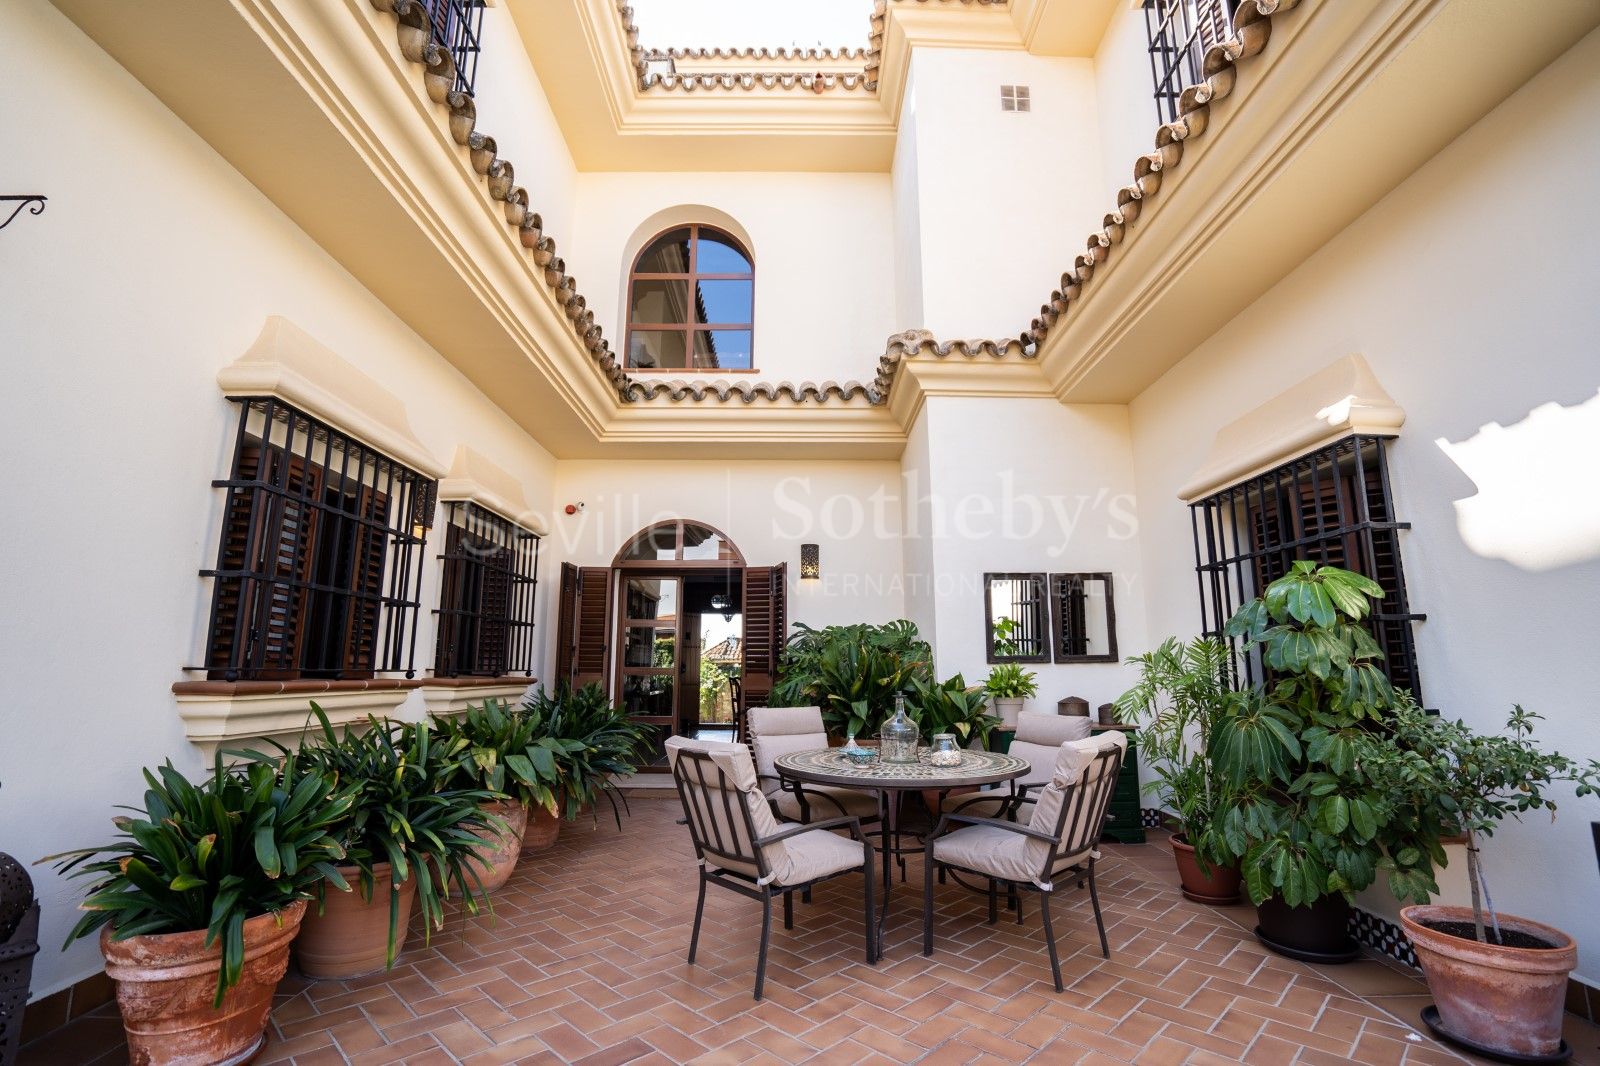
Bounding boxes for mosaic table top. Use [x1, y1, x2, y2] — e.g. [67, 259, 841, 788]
[774, 747, 1030, 790]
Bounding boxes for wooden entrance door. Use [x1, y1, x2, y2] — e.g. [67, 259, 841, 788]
[615, 573, 682, 768]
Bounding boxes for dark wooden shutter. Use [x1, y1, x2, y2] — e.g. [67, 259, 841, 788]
[476, 539, 512, 676]
[207, 445, 322, 679]
[342, 484, 390, 678]
[556, 565, 611, 691]
[740, 563, 787, 712]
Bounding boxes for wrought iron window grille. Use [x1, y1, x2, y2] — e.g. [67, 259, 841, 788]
[199, 397, 436, 682]
[1143, 0, 1236, 125]
[421, 0, 487, 97]
[1188, 434, 1425, 700]
[434, 501, 541, 678]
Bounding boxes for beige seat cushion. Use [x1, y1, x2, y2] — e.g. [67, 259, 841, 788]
[932, 824, 1095, 885]
[941, 792, 1036, 823]
[772, 827, 866, 888]
[938, 713, 1092, 821]
[774, 783, 879, 822]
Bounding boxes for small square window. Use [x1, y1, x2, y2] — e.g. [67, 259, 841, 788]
[1000, 85, 1030, 112]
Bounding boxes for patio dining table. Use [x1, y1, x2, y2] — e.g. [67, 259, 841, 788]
[773, 747, 1030, 947]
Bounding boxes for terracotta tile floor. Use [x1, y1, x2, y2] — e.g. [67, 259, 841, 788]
[22, 795, 1600, 1065]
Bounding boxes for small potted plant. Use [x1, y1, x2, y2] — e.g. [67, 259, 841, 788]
[1113, 636, 1241, 904]
[279, 707, 499, 978]
[435, 698, 563, 893]
[1370, 702, 1600, 1061]
[983, 663, 1039, 732]
[1209, 563, 1408, 961]
[44, 755, 355, 1065]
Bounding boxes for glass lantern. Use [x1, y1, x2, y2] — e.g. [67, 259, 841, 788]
[878, 694, 920, 764]
[928, 734, 961, 768]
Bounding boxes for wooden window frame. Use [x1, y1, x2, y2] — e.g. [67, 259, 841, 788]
[983, 572, 1051, 664]
[625, 224, 755, 374]
[1049, 572, 1119, 664]
[433, 501, 541, 679]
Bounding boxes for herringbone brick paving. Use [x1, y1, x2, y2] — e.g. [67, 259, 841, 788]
[22, 795, 1600, 1064]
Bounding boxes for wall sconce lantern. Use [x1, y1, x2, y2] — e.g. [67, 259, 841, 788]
[800, 543, 821, 580]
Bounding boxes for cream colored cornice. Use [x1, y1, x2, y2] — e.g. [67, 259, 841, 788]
[217, 317, 447, 478]
[1178, 354, 1404, 501]
[437, 445, 549, 533]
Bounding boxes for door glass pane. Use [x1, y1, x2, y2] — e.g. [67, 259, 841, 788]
[692, 330, 752, 371]
[621, 674, 675, 718]
[696, 230, 751, 274]
[622, 575, 679, 614]
[681, 524, 738, 562]
[630, 280, 690, 324]
[636, 228, 692, 273]
[623, 626, 677, 668]
[693, 280, 752, 324]
[627, 330, 686, 370]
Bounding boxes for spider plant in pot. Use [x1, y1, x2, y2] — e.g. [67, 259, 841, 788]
[982, 663, 1039, 731]
[44, 755, 355, 1066]
[434, 698, 564, 894]
[1367, 702, 1600, 1061]
[1208, 563, 1409, 962]
[1113, 636, 1242, 904]
[273, 706, 500, 978]
[904, 674, 1000, 813]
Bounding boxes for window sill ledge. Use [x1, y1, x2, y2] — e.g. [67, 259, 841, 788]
[171, 678, 423, 757]
[419, 677, 536, 718]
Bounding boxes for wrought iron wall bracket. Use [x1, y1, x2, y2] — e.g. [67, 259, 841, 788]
[0, 196, 47, 231]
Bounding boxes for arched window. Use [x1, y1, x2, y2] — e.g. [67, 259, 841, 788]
[625, 225, 754, 372]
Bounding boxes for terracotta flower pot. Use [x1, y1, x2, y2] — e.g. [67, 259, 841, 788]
[456, 800, 527, 896]
[1401, 904, 1577, 1059]
[1170, 835, 1242, 905]
[100, 899, 305, 1066]
[294, 864, 417, 979]
[521, 804, 561, 852]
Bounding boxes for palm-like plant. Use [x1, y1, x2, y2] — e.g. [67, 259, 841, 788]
[45, 755, 356, 1006]
[279, 706, 500, 967]
[1113, 636, 1237, 869]
[521, 684, 655, 826]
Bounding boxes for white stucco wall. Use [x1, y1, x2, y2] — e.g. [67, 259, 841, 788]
[1, 1, 559, 999]
[907, 397, 1147, 709]
[905, 48, 1104, 340]
[1093, 2, 1160, 205]
[1128, 27, 1600, 979]
[565, 172, 897, 385]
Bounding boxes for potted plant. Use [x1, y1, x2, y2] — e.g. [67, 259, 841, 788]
[1367, 702, 1599, 1060]
[904, 674, 1000, 812]
[983, 663, 1039, 731]
[771, 621, 933, 741]
[1113, 636, 1242, 904]
[279, 707, 499, 978]
[435, 698, 563, 894]
[44, 755, 355, 1064]
[1208, 563, 1408, 961]
[517, 684, 655, 849]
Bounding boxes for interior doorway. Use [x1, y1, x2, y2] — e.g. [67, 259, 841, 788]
[555, 520, 786, 772]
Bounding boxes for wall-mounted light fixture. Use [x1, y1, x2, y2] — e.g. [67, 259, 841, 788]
[800, 543, 821, 580]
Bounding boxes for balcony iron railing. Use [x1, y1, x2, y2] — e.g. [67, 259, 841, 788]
[1144, 0, 1236, 125]
[421, 0, 486, 97]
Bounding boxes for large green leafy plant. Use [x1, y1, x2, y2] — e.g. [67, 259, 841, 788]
[434, 698, 563, 816]
[771, 620, 933, 738]
[983, 663, 1039, 700]
[521, 683, 655, 826]
[1113, 636, 1238, 870]
[905, 675, 999, 749]
[277, 706, 499, 967]
[46, 755, 356, 1006]
[1209, 563, 1407, 907]
[1357, 702, 1599, 941]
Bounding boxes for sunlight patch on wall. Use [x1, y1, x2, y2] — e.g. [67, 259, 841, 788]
[1437, 389, 1600, 572]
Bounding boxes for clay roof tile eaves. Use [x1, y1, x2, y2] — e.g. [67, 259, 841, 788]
[366, 0, 1295, 409]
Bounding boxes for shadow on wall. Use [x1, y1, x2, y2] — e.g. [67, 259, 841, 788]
[1436, 388, 1600, 572]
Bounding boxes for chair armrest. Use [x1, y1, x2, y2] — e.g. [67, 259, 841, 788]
[934, 813, 1059, 844]
[758, 815, 862, 845]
